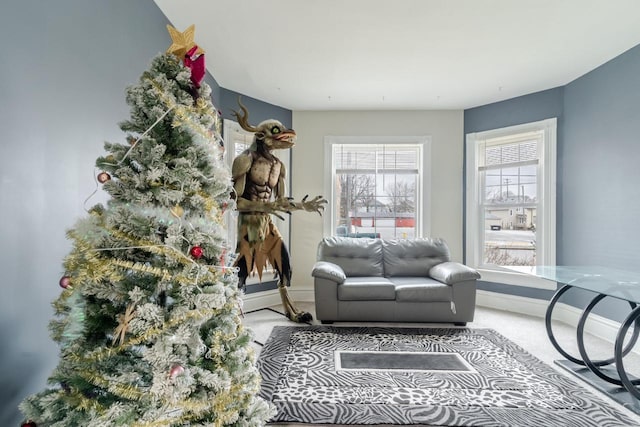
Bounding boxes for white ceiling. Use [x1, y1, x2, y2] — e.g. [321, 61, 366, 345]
[154, 0, 640, 111]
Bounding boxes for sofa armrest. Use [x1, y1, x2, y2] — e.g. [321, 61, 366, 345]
[312, 261, 347, 284]
[429, 262, 480, 285]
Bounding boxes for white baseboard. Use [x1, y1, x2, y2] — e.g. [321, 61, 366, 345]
[241, 288, 314, 313]
[476, 289, 549, 318]
[241, 289, 282, 312]
[477, 290, 635, 353]
[290, 288, 315, 302]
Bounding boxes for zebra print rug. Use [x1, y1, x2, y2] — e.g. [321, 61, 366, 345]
[257, 326, 636, 426]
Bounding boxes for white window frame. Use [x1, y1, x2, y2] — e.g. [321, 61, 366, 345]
[465, 118, 556, 290]
[323, 135, 431, 239]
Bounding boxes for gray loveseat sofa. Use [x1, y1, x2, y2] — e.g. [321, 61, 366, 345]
[312, 237, 480, 324]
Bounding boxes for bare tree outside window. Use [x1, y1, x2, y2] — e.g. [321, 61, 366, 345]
[338, 174, 376, 219]
[385, 181, 415, 214]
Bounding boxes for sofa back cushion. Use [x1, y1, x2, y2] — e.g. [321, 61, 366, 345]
[317, 237, 384, 277]
[382, 238, 451, 277]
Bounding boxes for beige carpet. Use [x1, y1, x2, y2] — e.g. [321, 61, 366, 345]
[243, 303, 640, 426]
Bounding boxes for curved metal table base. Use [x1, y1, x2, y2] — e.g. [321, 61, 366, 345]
[546, 284, 640, 401]
[545, 285, 585, 365]
[576, 293, 640, 386]
[615, 305, 640, 399]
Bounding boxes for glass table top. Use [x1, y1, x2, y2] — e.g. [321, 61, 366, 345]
[507, 265, 640, 303]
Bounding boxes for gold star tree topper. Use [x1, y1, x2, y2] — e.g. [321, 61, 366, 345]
[166, 24, 205, 58]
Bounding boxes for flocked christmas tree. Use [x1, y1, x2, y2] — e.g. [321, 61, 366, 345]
[19, 25, 274, 426]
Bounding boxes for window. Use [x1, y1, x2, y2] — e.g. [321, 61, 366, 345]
[324, 136, 430, 239]
[466, 118, 556, 289]
[223, 119, 254, 254]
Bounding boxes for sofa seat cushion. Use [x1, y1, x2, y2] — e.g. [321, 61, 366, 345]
[338, 277, 396, 301]
[392, 277, 452, 302]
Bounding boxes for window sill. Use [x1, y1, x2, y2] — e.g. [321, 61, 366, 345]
[477, 268, 557, 290]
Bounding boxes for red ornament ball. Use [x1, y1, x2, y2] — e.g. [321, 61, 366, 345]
[22, 421, 37, 427]
[97, 171, 111, 184]
[169, 364, 185, 379]
[59, 276, 72, 289]
[190, 246, 203, 259]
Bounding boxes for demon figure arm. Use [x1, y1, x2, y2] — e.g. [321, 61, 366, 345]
[276, 163, 326, 214]
[232, 152, 325, 220]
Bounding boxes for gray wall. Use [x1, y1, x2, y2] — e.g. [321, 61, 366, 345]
[0, 2, 173, 424]
[562, 44, 640, 270]
[221, 88, 292, 128]
[464, 45, 640, 320]
[0, 1, 287, 424]
[464, 87, 565, 134]
[559, 45, 640, 321]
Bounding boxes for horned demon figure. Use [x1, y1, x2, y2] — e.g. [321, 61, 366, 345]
[231, 101, 326, 322]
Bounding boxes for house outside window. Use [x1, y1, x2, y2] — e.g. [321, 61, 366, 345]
[324, 136, 430, 240]
[466, 118, 556, 289]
